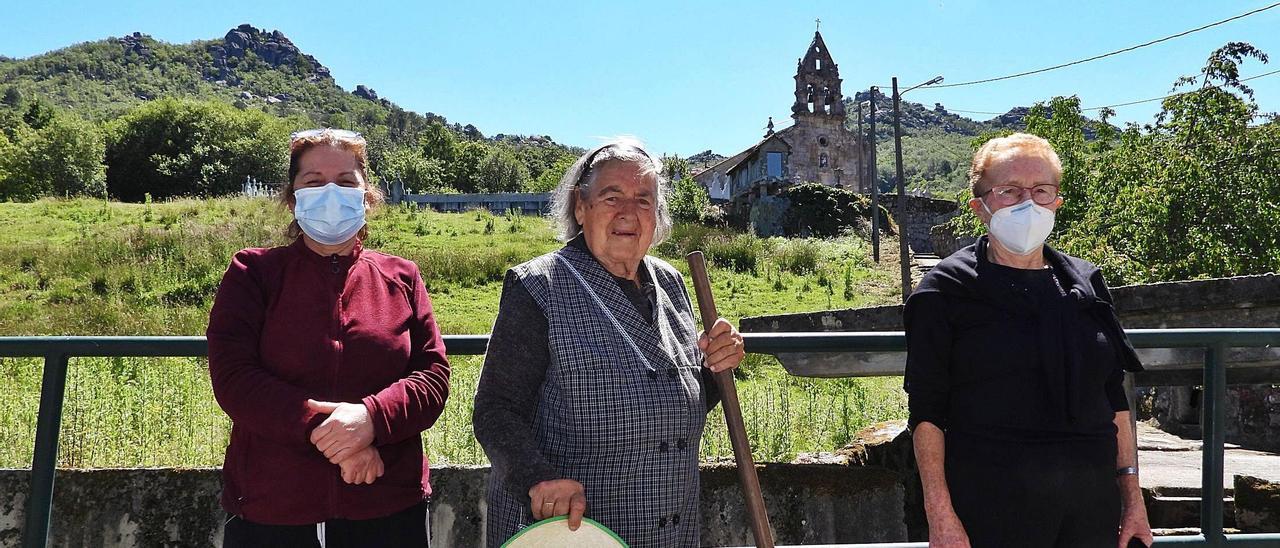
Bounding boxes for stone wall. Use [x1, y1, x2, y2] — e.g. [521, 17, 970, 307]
[742, 273, 1280, 451]
[877, 195, 961, 255]
[0, 464, 904, 547]
[1235, 475, 1280, 533]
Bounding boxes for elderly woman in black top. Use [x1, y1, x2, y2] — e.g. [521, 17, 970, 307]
[473, 138, 745, 547]
[904, 133, 1153, 548]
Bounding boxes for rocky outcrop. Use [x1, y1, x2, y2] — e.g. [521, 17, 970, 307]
[988, 106, 1111, 139]
[117, 32, 152, 57]
[205, 24, 331, 85]
[353, 84, 378, 101]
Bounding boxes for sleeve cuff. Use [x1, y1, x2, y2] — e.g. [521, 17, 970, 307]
[361, 395, 390, 446]
[510, 465, 562, 501]
[908, 414, 946, 432]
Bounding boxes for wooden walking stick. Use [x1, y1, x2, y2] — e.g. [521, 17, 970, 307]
[686, 251, 774, 548]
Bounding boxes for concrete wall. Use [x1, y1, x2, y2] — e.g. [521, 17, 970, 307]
[0, 464, 904, 547]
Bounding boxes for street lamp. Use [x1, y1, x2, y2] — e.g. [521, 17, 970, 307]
[892, 75, 943, 302]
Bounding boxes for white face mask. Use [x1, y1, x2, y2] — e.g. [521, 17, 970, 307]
[293, 183, 367, 245]
[982, 198, 1055, 256]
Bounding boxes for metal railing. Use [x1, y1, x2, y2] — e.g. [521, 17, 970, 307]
[2, 328, 1279, 547]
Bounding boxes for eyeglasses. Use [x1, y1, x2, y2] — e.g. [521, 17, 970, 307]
[980, 184, 1059, 206]
[290, 128, 364, 146]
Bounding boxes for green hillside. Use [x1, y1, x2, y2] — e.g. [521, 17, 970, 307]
[0, 24, 582, 202]
[0, 26, 431, 128]
[837, 88, 1115, 197]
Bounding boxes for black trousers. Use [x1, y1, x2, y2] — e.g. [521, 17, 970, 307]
[945, 435, 1120, 548]
[223, 501, 429, 548]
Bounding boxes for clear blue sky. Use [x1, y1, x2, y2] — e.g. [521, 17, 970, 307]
[3, 1, 1278, 157]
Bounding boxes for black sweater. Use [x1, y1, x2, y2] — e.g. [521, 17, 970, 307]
[903, 236, 1143, 444]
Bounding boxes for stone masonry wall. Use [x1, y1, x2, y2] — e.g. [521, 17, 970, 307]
[0, 465, 904, 547]
[877, 195, 961, 255]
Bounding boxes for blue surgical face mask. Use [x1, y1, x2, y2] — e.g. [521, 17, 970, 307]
[293, 183, 367, 245]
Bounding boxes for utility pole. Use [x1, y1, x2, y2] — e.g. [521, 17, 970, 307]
[856, 104, 865, 200]
[892, 75, 944, 302]
[869, 86, 879, 263]
[892, 77, 910, 302]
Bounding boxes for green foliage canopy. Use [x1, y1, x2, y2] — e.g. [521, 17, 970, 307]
[781, 182, 893, 238]
[669, 175, 711, 223]
[475, 147, 529, 193]
[0, 100, 106, 201]
[104, 97, 292, 201]
[1018, 43, 1280, 283]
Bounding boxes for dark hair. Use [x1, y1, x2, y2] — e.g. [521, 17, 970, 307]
[280, 129, 384, 240]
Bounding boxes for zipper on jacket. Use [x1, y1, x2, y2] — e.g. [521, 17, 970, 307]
[327, 252, 345, 518]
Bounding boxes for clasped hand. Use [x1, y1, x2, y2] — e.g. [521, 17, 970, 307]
[307, 399, 381, 485]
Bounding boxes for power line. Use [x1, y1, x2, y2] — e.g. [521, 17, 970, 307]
[1083, 68, 1280, 111]
[938, 69, 1280, 118]
[928, 2, 1280, 89]
[948, 109, 1005, 116]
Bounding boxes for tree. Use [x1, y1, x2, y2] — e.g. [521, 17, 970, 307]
[1, 86, 20, 107]
[0, 110, 107, 201]
[22, 99, 55, 130]
[661, 154, 690, 181]
[104, 97, 290, 201]
[527, 155, 576, 192]
[460, 124, 484, 140]
[475, 147, 529, 193]
[669, 176, 710, 223]
[380, 145, 451, 193]
[448, 140, 489, 193]
[418, 121, 457, 165]
[1025, 42, 1280, 283]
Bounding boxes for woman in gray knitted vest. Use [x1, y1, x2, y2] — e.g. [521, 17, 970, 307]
[473, 137, 745, 547]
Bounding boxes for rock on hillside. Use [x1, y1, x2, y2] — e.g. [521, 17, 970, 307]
[688, 149, 726, 172]
[847, 89, 1113, 139]
[849, 88, 984, 137]
[206, 23, 331, 86]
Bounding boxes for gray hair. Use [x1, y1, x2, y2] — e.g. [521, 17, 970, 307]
[549, 137, 672, 244]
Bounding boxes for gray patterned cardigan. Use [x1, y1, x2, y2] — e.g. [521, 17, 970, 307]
[474, 239, 718, 547]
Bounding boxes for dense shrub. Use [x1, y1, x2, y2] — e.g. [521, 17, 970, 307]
[780, 182, 895, 238]
[104, 97, 292, 201]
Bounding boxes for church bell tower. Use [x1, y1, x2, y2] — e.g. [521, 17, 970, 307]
[791, 31, 846, 121]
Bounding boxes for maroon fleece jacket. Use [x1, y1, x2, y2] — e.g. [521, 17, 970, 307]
[207, 238, 450, 525]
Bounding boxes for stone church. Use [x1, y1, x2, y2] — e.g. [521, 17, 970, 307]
[693, 31, 872, 213]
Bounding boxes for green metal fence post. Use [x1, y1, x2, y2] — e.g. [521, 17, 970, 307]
[1201, 343, 1227, 547]
[22, 352, 69, 548]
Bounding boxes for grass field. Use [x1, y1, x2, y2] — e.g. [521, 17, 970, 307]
[0, 197, 908, 468]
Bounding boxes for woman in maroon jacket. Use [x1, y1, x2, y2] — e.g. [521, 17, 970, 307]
[208, 129, 451, 547]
